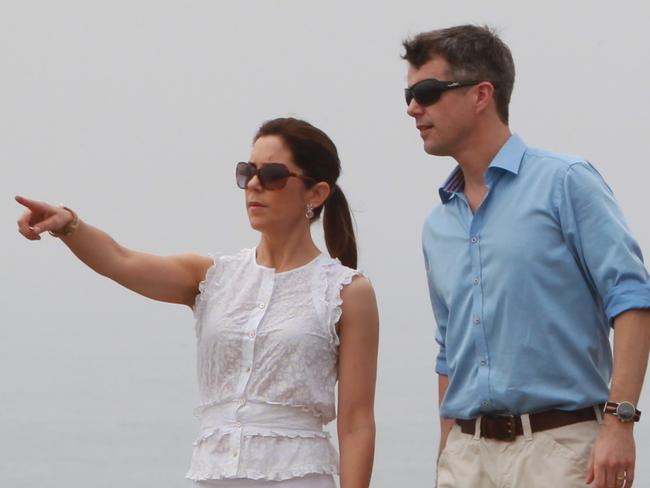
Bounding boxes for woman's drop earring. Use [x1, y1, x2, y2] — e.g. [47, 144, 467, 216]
[306, 204, 314, 219]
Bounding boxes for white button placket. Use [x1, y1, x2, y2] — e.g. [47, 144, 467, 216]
[232, 267, 275, 476]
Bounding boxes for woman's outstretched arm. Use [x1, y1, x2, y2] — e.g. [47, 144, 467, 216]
[337, 276, 379, 488]
[16, 195, 212, 307]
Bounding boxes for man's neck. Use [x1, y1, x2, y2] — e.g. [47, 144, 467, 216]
[454, 124, 512, 189]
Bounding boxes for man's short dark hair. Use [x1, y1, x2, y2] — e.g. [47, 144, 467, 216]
[402, 25, 515, 124]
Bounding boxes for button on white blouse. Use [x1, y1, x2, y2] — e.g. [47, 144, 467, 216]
[186, 248, 361, 482]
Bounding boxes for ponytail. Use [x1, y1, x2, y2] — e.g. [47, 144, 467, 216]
[322, 185, 357, 269]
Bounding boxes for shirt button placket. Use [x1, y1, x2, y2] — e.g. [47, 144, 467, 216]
[231, 271, 274, 478]
[469, 231, 490, 412]
[236, 271, 274, 452]
[241, 326, 256, 389]
[230, 423, 242, 475]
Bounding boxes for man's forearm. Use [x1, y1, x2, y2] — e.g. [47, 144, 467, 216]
[438, 374, 454, 457]
[585, 309, 650, 486]
[610, 309, 650, 405]
[439, 418, 455, 455]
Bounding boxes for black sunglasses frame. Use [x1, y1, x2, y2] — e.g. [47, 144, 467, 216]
[236, 161, 316, 190]
[405, 78, 481, 106]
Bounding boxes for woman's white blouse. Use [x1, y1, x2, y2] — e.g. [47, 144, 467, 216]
[186, 248, 361, 482]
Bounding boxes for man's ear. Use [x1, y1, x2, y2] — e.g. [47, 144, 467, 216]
[475, 81, 496, 114]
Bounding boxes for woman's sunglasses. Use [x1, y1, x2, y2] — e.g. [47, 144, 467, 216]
[405, 78, 480, 106]
[236, 161, 316, 190]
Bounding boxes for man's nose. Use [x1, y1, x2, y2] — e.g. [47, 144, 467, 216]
[406, 99, 424, 117]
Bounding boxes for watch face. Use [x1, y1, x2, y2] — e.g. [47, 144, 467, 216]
[616, 402, 636, 420]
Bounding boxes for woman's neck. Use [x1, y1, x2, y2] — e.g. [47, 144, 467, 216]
[255, 229, 321, 272]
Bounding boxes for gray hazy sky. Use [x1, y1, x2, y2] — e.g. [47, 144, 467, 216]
[2, 1, 649, 486]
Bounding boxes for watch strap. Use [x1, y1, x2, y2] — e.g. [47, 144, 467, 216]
[604, 401, 641, 422]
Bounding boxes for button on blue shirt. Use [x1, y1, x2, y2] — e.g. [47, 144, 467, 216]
[423, 134, 650, 419]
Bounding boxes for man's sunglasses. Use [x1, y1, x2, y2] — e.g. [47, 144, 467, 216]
[405, 78, 481, 106]
[236, 161, 316, 190]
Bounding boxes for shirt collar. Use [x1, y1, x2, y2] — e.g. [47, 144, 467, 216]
[438, 133, 527, 204]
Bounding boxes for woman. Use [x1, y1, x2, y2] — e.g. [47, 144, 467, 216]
[16, 117, 379, 488]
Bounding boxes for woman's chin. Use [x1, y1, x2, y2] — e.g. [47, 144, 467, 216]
[248, 215, 271, 232]
[247, 215, 302, 235]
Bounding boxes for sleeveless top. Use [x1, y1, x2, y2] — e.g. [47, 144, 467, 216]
[186, 248, 361, 481]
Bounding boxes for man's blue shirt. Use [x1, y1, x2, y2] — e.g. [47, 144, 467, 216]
[423, 134, 650, 419]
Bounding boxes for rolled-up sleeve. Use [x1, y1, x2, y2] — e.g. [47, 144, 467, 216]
[557, 161, 650, 322]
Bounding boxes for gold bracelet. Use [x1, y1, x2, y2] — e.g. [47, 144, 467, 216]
[49, 205, 80, 238]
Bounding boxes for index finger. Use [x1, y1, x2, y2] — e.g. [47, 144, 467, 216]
[15, 195, 50, 213]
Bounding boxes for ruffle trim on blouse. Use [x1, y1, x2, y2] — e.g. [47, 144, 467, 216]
[186, 464, 339, 482]
[242, 426, 331, 439]
[192, 426, 330, 446]
[187, 425, 339, 481]
[194, 398, 326, 421]
[320, 258, 363, 348]
[193, 253, 220, 321]
[192, 427, 227, 446]
[193, 248, 252, 322]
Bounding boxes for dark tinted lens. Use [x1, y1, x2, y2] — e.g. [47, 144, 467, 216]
[405, 89, 412, 105]
[259, 163, 291, 190]
[236, 162, 253, 189]
[411, 80, 443, 106]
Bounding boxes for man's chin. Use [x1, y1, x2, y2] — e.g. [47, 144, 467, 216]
[424, 142, 449, 157]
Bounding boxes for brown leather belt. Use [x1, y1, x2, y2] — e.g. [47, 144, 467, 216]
[455, 405, 600, 442]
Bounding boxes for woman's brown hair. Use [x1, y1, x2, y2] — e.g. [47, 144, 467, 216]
[254, 117, 358, 269]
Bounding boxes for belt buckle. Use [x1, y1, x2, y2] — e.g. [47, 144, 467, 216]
[502, 414, 517, 442]
[480, 414, 518, 442]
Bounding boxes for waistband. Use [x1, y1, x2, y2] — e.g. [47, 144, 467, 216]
[455, 405, 602, 441]
[198, 401, 324, 435]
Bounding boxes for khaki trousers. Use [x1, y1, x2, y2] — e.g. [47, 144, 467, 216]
[437, 412, 602, 488]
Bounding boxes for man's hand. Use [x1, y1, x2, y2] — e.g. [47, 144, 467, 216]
[585, 419, 635, 488]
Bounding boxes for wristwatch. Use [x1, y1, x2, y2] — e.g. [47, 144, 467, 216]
[603, 401, 641, 422]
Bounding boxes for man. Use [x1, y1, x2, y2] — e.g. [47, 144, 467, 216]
[403, 25, 650, 487]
